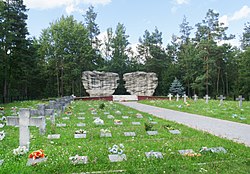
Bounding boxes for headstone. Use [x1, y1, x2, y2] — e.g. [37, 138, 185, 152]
[6, 109, 46, 147]
[145, 151, 163, 159]
[77, 123, 86, 127]
[203, 94, 210, 104]
[48, 134, 60, 139]
[30, 109, 38, 116]
[122, 116, 129, 119]
[100, 132, 112, 137]
[167, 93, 173, 101]
[200, 147, 227, 153]
[123, 71, 158, 96]
[37, 104, 45, 116]
[169, 130, 181, 134]
[236, 95, 245, 108]
[94, 118, 104, 125]
[27, 157, 47, 166]
[178, 149, 194, 155]
[147, 131, 158, 136]
[218, 95, 226, 105]
[176, 94, 180, 101]
[183, 94, 188, 103]
[69, 155, 88, 164]
[136, 113, 143, 118]
[62, 117, 70, 120]
[132, 122, 141, 125]
[108, 154, 127, 162]
[74, 134, 86, 138]
[124, 132, 136, 137]
[82, 71, 119, 97]
[193, 94, 198, 102]
[56, 123, 66, 127]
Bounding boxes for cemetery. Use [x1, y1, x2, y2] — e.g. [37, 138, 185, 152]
[0, 98, 249, 173]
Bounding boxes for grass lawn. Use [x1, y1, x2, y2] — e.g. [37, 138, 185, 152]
[140, 99, 250, 125]
[0, 100, 249, 173]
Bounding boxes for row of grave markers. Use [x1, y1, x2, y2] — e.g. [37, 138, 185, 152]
[167, 94, 245, 107]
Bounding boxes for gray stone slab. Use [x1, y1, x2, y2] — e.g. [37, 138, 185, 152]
[108, 154, 126, 162]
[48, 134, 60, 139]
[77, 117, 85, 120]
[145, 151, 163, 159]
[74, 134, 86, 138]
[150, 122, 158, 125]
[56, 123, 66, 127]
[124, 132, 136, 137]
[200, 147, 227, 153]
[77, 123, 86, 127]
[0, 124, 4, 128]
[27, 157, 47, 166]
[169, 130, 181, 134]
[62, 117, 70, 120]
[122, 116, 129, 119]
[100, 132, 112, 137]
[178, 149, 194, 155]
[147, 131, 158, 136]
[69, 156, 88, 164]
[107, 115, 114, 119]
[132, 122, 141, 125]
[114, 122, 123, 125]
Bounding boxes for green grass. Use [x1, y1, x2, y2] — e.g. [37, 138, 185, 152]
[0, 100, 249, 173]
[140, 99, 250, 125]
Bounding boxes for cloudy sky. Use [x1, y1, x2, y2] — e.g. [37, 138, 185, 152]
[23, 0, 250, 47]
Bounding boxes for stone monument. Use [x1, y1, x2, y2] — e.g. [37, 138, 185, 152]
[123, 71, 158, 96]
[82, 71, 119, 97]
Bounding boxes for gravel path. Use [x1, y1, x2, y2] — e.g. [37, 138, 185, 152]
[120, 102, 250, 147]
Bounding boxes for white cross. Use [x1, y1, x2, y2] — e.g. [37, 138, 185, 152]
[183, 94, 188, 103]
[236, 95, 245, 108]
[218, 95, 226, 105]
[167, 93, 173, 101]
[193, 94, 198, 102]
[176, 94, 180, 101]
[203, 94, 210, 104]
[7, 109, 46, 148]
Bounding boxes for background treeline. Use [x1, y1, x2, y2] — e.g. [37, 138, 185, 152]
[0, 1, 250, 103]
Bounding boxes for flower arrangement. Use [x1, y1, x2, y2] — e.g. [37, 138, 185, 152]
[100, 129, 111, 134]
[0, 131, 5, 141]
[93, 118, 104, 125]
[163, 124, 175, 130]
[75, 129, 87, 134]
[0, 107, 4, 111]
[108, 144, 125, 155]
[13, 146, 28, 156]
[136, 113, 143, 118]
[29, 149, 45, 160]
[114, 119, 122, 124]
[144, 122, 153, 131]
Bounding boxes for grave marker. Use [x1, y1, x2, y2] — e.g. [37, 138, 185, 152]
[193, 94, 198, 102]
[6, 108, 46, 148]
[183, 94, 188, 103]
[236, 95, 245, 108]
[203, 94, 210, 104]
[77, 123, 86, 127]
[124, 132, 136, 137]
[132, 122, 141, 125]
[48, 134, 60, 139]
[145, 151, 163, 159]
[167, 93, 173, 101]
[147, 131, 158, 136]
[169, 130, 181, 134]
[108, 154, 127, 162]
[176, 94, 180, 101]
[218, 95, 226, 105]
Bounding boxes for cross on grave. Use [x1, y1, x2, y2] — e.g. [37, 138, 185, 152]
[167, 94, 173, 101]
[183, 94, 188, 103]
[203, 94, 210, 104]
[193, 94, 198, 102]
[236, 95, 245, 108]
[6, 108, 46, 148]
[218, 95, 226, 105]
[176, 94, 180, 101]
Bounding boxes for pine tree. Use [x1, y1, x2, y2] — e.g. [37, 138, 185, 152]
[169, 78, 185, 96]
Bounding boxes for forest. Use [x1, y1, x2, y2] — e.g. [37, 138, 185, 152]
[0, 0, 250, 103]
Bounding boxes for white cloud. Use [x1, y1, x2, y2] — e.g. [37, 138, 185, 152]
[219, 5, 250, 27]
[175, 0, 189, 5]
[23, 0, 111, 14]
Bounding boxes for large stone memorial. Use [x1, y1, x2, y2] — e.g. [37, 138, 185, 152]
[82, 71, 119, 97]
[123, 71, 158, 96]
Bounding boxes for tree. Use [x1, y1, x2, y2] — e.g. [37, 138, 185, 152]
[241, 22, 250, 50]
[169, 78, 185, 96]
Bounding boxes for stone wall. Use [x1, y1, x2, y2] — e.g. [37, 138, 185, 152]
[82, 71, 119, 97]
[123, 71, 158, 96]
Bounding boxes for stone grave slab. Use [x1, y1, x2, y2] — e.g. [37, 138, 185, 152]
[74, 134, 86, 138]
[132, 122, 141, 125]
[178, 149, 194, 155]
[147, 131, 158, 136]
[100, 132, 112, 137]
[0, 123, 4, 128]
[104, 112, 110, 115]
[108, 154, 127, 162]
[62, 117, 70, 120]
[0, 159, 3, 166]
[107, 115, 114, 119]
[114, 122, 123, 125]
[136, 114, 143, 119]
[200, 147, 227, 153]
[169, 130, 181, 134]
[145, 151, 163, 159]
[150, 122, 158, 125]
[69, 156, 88, 164]
[94, 118, 104, 125]
[77, 117, 85, 120]
[77, 123, 86, 127]
[48, 134, 60, 139]
[122, 116, 129, 119]
[27, 157, 47, 166]
[56, 123, 66, 127]
[124, 132, 136, 137]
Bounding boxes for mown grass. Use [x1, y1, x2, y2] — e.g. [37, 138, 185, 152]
[140, 99, 250, 125]
[0, 100, 249, 173]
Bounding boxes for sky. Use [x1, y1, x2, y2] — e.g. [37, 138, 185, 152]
[23, 0, 250, 48]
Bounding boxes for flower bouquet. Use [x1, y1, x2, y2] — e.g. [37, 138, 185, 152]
[13, 146, 29, 156]
[114, 119, 123, 125]
[93, 118, 104, 125]
[108, 144, 126, 162]
[100, 129, 111, 137]
[27, 149, 47, 166]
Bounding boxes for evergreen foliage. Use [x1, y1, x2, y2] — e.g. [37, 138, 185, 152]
[169, 78, 185, 96]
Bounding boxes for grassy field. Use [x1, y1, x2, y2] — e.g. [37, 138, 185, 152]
[0, 100, 249, 173]
[140, 99, 250, 125]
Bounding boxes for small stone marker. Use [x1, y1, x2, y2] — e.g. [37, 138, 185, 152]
[124, 132, 136, 137]
[132, 122, 141, 125]
[56, 123, 66, 127]
[77, 123, 86, 127]
[200, 147, 227, 153]
[77, 117, 85, 120]
[136, 113, 143, 118]
[94, 118, 104, 125]
[107, 115, 114, 119]
[69, 156, 88, 164]
[193, 94, 198, 102]
[6, 109, 46, 147]
[203, 94, 210, 104]
[183, 94, 188, 103]
[0, 159, 3, 166]
[0, 123, 4, 128]
[176, 94, 180, 101]
[108, 154, 127, 162]
[100, 132, 112, 137]
[122, 116, 129, 119]
[145, 151, 163, 159]
[74, 134, 86, 138]
[218, 95, 226, 105]
[27, 157, 47, 166]
[62, 117, 69, 120]
[104, 112, 109, 115]
[48, 134, 60, 139]
[169, 130, 181, 134]
[147, 131, 158, 136]
[150, 122, 158, 125]
[167, 93, 173, 101]
[178, 149, 194, 155]
[236, 95, 245, 108]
